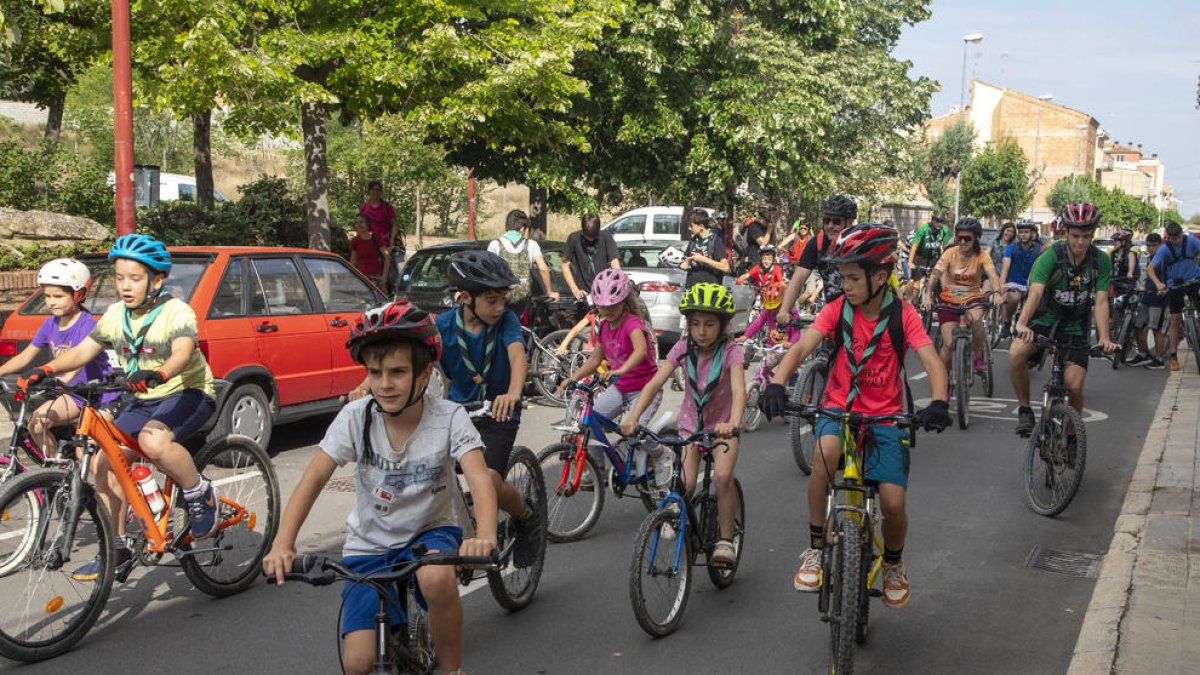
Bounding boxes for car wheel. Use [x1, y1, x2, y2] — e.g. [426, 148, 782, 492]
[213, 384, 273, 452]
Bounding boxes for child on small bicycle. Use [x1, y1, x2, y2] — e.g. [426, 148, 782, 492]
[0, 259, 120, 454]
[737, 244, 785, 289]
[19, 234, 219, 580]
[263, 300, 497, 675]
[736, 281, 801, 373]
[759, 225, 950, 608]
[562, 269, 662, 467]
[622, 283, 746, 565]
[436, 250, 540, 566]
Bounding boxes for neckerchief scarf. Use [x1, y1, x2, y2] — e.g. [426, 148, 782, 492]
[455, 305, 495, 401]
[837, 291, 895, 412]
[121, 293, 171, 376]
[685, 337, 727, 431]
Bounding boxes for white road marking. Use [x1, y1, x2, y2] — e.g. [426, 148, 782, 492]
[909, 372, 928, 381]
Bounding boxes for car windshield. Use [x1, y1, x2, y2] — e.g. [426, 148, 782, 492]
[19, 257, 209, 315]
[619, 245, 670, 268]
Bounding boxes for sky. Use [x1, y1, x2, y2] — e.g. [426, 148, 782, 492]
[893, 0, 1200, 218]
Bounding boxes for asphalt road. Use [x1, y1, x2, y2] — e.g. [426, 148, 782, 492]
[0, 349, 1165, 674]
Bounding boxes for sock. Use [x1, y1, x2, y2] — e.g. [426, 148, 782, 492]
[809, 523, 824, 550]
[114, 535, 129, 551]
[183, 477, 209, 499]
[883, 547, 903, 566]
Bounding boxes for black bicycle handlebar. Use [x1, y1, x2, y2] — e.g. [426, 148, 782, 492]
[273, 548, 499, 587]
[631, 426, 740, 450]
[783, 403, 917, 429]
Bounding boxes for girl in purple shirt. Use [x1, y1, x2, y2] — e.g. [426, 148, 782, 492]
[0, 259, 116, 455]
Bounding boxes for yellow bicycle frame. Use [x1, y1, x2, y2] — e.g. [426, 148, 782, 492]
[836, 413, 910, 592]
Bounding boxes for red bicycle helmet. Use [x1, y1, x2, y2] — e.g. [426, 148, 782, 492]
[1060, 202, 1101, 229]
[347, 300, 442, 365]
[827, 224, 898, 267]
[1112, 228, 1133, 243]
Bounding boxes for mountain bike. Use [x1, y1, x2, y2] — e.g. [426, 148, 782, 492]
[1108, 288, 1139, 368]
[935, 301, 995, 429]
[0, 377, 279, 663]
[789, 339, 831, 475]
[1173, 279, 1200, 374]
[627, 427, 744, 637]
[271, 547, 497, 675]
[535, 378, 672, 542]
[1023, 334, 1102, 517]
[784, 404, 917, 675]
[523, 325, 589, 407]
[741, 341, 788, 432]
[457, 401, 546, 611]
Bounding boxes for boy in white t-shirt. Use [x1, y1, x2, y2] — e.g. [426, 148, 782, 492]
[487, 209, 560, 318]
[263, 300, 496, 675]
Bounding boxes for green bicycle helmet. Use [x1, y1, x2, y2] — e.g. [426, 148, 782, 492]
[679, 282, 735, 318]
[109, 233, 172, 275]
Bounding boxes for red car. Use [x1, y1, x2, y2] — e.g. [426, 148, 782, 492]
[0, 247, 385, 450]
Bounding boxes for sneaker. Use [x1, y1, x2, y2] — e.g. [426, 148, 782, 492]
[793, 547, 823, 592]
[1145, 357, 1166, 370]
[509, 500, 542, 569]
[1169, 356, 1180, 371]
[185, 483, 219, 541]
[882, 561, 911, 608]
[659, 503, 681, 541]
[72, 547, 133, 582]
[973, 357, 986, 372]
[1125, 352, 1150, 367]
[1016, 408, 1035, 438]
[653, 449, 676, 490]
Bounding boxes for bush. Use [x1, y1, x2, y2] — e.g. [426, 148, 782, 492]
[0, 141, 115, 226]
[140, 177, 307, 248]
[0, 241, 107, 272]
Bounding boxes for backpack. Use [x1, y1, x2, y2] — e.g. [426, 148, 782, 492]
[829, 293, 916, 419]
[1037, 241, 1100, 318]
[495, 236, 532, 302]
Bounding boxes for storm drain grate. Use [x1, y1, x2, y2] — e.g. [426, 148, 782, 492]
[1025, 545, 1103, 578]
[324, 476, 356, 493]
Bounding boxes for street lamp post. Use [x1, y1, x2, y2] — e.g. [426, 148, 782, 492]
[1028, 93, 1053, 220]
[954, 33, 984, 222]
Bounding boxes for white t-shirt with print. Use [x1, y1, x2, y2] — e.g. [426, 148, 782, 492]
[487, 236, 542, 263]
[320, 396, 484, 557]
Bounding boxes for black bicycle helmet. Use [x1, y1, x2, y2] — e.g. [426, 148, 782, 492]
[822, 195, 858, 220]
[954, 217, 983, 238]
[448, 250, 520, 292]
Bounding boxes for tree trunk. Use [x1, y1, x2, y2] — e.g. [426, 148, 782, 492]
[529, 187, 548, 240]
[43, 92, 65, 146]
[301, 101, 333, 251]
[193, 110, 215, 210]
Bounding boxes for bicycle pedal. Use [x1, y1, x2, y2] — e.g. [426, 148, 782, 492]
[869, 588, 883, 598]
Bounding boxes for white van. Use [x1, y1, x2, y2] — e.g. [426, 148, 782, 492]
[158, 172, 229, 203]
[603, 206, 716, 242]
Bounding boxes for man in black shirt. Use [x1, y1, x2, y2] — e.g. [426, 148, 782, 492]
[776, 195, 857, 327]
[562, 213, 621, 300]
[680, 210, 730, 287]
[744, 211, 771, 268]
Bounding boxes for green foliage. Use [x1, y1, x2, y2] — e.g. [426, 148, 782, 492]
[0, 240, 102, 272]
[1045, 176, 1165, 231]
[139, 177, 306, 247]
[0, 0, 108, 122]
[960, 139, 1030, 222]
[1160, 208, 1183, 227]
[921, 120, 976, 214]
[1045, 178, 1091, 216]
[0, 140, 114, 225]
[1186, 213, 1200, 227]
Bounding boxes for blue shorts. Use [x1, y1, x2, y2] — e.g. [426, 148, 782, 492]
[814, 409, 911, 489]
[339, 526, 464, 636]
[114, 389, 216, 443]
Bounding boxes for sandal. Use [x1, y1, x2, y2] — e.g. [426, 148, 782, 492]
[711, 539, 736, 565]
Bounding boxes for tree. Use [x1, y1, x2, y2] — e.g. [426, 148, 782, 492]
[921, 119, 975, 214]
[1045, 178, 1090, 216]
[960, 139, 1030, 222]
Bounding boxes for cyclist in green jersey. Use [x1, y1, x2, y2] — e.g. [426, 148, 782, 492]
[906, 212, 953, 280]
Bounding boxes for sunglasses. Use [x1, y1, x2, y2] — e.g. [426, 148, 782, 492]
[823, 217, 843, 225]
[956, 234, 975, 242]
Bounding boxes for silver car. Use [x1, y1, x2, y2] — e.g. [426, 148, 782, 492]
[618, 240, 755, 346]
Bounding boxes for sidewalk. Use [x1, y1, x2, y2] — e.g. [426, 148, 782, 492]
[1069, 350, 1200, 675]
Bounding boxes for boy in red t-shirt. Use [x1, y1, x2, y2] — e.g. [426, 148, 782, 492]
[349, 214, 384, 280]
[737, 245, 785, 288]
[759, 225, 949, 609]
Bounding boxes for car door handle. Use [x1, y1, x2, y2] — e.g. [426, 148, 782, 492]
[256, 323, 279, 333]
[329, 319, 348, 327]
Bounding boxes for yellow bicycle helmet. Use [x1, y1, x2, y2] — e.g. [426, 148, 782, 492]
[679, 282, 735, 317]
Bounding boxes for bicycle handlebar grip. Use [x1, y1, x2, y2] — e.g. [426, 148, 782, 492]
[291, 553, 325, 575]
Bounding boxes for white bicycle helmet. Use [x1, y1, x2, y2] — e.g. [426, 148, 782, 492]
[37, 258, 92, 298]
[660, 246, 685, 268]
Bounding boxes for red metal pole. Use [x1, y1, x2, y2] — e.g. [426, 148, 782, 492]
[467, 168, 476, 240]
[112, 0, 135, 236]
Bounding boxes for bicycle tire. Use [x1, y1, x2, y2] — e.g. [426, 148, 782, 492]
[532, 329, 584, 406]
[0, 469, 43, 577]
[981, 330, 994, 398]
[488, 447, 546, 611]
[829, 518, 861, 675]
[742, 381, 764, 432]
[986, 304, 1002, 349]
[1116, 310, 1136, 366]
[789, 358, 827, 475]
[536, 443, 604, 542]
[1186, 313, 1200, 374]
[855, 520, 873, 646]
[394, 582, 437, 675]
[705, 479, 745, 589]
[180, 435, 280, 597]
[628, 507, 693, 637]
[1024, 402, 1087, 517]
[0, 469, 114, 663]
[954, 337, 970, 429]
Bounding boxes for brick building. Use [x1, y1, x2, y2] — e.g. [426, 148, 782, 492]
[1097, 140, 1169, 209]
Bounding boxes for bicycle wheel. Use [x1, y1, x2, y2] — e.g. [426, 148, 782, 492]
[0, 466, 43, 577]
[180, 435, 280, 597]
[704, 479, 745, 589]
[0, 469, 114, 663]
[536, 442, 604, 542]
[742, 381, 764, 432]
[488, 447, 546, 611]
[394, 582, 437, 675]
[855, 522, 874, 646]
[532, 329, 585, 406]
[980, 330, 994, 398]
[986, 304, 1002, 349]
[1024, 402, 1088, 517]
[628, 507, 693, 637]
[789, 358, 827, 475]
[1185, 313, 1200, 374]
[953, 337, 970, 429]
[829, 518, 861, 675]
[1115, 310, 1136, 366]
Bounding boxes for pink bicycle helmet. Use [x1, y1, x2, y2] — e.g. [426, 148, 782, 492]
[591, 268, 631, 306]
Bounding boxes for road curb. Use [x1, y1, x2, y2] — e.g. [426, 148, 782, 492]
[1066, 355, 1187, 675]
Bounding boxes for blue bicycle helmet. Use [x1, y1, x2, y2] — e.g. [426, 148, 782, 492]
[108, 234, 172, 275]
